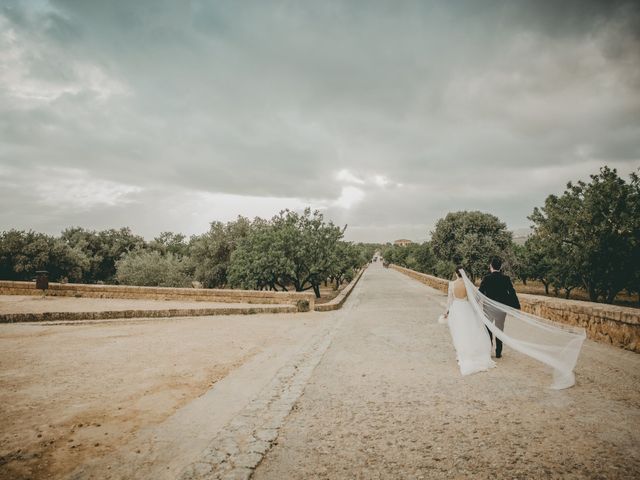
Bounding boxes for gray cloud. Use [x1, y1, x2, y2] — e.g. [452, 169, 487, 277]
[1, 0, 639, 242]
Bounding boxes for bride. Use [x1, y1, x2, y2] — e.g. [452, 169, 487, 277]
[443, 266, 495, 375]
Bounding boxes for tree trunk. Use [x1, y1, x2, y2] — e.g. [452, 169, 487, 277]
[542, 280, 549, 295]
[312, 283, 321, 298]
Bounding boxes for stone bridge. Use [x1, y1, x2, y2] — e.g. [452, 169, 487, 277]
[1, 263, 639, 479]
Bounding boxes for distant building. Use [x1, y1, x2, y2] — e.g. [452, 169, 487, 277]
[393, 239, 413, 247]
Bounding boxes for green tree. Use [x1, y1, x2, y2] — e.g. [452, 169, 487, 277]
[61, 227, 145, 283]
[227, 218, 289, 291]
[188, 217, 253, 288]
[149, 232, 188, 257]
[115, 250, 191, 287]
[229, 209, 344, 298]
[520, 234, 554, 294]
[381, 242, 435, 274]
[0, 230, 89, 282]
[529, 166, 639, 303]
[328, 241, 361, 289]
[430, 211, 513, 281]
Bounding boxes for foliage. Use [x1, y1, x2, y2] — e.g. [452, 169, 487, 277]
[228, 209, 345, 298]
[382, 242, 435, 274]
[529, 166, 639, 303]
[188, 217, 253, 288]
[61, 227, 145, 283]
[115, 250, 191, 287]
[328, 241, 363, 288]
[430, 211, 513, 281]
[0, 230, 89, 282]
[149, 232, 188, 257]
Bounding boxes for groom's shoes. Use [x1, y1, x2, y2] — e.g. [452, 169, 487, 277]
[495, 353, 502, 358]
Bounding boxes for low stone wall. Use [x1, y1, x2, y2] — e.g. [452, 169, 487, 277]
[0, 305, 298, 324]
[390, 265, 449, 293]
[315, 267, 366, 312]
[390, 264, 640, 353]
[0, 281, 315, 312]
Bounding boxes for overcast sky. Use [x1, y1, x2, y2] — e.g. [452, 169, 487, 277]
[1, 0, 639, 243]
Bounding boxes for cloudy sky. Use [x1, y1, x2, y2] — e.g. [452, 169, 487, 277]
[1, 0, 639, 242]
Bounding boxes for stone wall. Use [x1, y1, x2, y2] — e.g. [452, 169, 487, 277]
[0, 280, 315, 312]
[390, 265, 640, 353]
[0, 305, 298, 324]
[314, 267, 366, 312]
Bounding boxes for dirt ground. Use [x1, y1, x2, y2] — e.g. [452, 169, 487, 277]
[0, 295, 282, 314]
[0, 314, 324, 479]
[513, 280, 639, 309]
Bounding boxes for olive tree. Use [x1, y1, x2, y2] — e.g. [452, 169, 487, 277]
[529, 166, 639, 303]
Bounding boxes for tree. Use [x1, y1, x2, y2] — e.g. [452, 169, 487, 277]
[188, 217, 253, 288]
[61, 227, 145, 283]
[328, 241, 361, 289]
[115, 250, 191, 287]
[149, 232, 188, 257]
[430, 211, 513, 281]
[0, 230, 89, 282]
[381, 242, 435, 274]
[529, 166, 640, 303]
[227, 219, 290, 291]
[228, 209, 344, 298]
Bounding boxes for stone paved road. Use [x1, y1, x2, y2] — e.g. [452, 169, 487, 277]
[251, 263, 640, 479]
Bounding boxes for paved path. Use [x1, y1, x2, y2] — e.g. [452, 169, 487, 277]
[252, 263, 640, 479]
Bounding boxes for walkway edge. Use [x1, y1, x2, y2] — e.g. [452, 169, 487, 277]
[0, 305, 297, 323]
[314, 266, 367, 312]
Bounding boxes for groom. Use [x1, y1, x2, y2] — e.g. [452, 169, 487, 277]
[479, 256, 520, 358]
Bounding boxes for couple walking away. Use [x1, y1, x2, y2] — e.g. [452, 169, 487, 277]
[441, 256, 587, 390]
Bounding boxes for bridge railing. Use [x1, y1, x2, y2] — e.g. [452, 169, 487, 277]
[389, 264, 640, 353]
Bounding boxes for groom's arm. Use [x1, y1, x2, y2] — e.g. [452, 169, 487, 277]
[479, 276, 488, 296]
[506, 277, 521, 310]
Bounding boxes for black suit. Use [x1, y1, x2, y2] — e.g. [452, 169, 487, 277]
[479, 271, 520, 357]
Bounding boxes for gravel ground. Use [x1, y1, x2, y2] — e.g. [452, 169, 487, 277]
[254, 263, 640, 479]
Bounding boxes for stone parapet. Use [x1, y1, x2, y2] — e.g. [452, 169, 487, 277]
[390, 264, 640, 353]
[0, 305, 297, 324]
[0, 280, 315, 311]
[314, 267, 366, 312]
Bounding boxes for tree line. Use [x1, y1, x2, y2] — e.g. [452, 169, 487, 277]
[382, 167, 639, 305]
[0, 209, 377, 298]
[1, 166, 637, 304]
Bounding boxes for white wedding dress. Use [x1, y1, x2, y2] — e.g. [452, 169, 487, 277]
[446, 280, 495, 375]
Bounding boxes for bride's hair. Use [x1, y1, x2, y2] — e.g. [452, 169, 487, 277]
[454, 265, 464, 277]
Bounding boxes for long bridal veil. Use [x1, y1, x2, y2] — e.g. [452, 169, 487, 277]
[460, 270, 586, 389]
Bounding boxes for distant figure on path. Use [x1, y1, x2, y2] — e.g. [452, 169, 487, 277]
[479, 256, 520, 358]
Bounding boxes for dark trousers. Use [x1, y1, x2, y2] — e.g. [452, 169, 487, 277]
[486, 328, 503, 357]
[484, 308, 506, 357]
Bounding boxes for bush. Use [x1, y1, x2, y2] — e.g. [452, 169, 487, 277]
[115, 251, 191, 287]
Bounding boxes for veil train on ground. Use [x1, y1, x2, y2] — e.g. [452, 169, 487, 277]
[461, 270, 586, 389]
